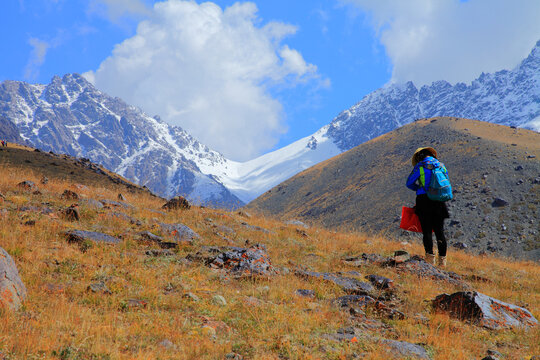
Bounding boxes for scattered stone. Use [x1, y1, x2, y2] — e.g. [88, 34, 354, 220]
[225, 353, 243, 360]
[0, 246, 27, 310]
[62, 206, 80, 221]
[296, 270, 375, 296]
[65, 230, 121, 246]
[286, 219, 309, 228]
[380, 339, 431, 359]
[487, 349, 503, 358]
[61, 190, 79, 200]
[188, 244, 278, 277]
[240, 222, 270, 234]
[43, 283, 66, 294]
[481, 356, 499, 360]
[201, 325, 216, 337]
[117, 193, 126, 201]
[23, 220, 36, 226]
[332, 295, 405, 320]
[392, 255, 470, 288]
[527, 155, 536, 159]
[87, 281, 112, 295]
[122, 298, 147, 309]
[138, 231, 164, 244]
[533, 177, 540, 184]
[183, 292, 200, 302]
[492, 198, 508, 207]
[432, 291, 538, 330]
[514, 165, 524, 171]
[158, 339, 176, 350]
[162, 196, 190, 210]
[17, 180, 37, 191]
[40, 176, 49, 184]
[212, 295, 227, 306]
[82, 199, 104, 209]
[452, 242, 468, 250]
[366, 275, 394, 290]
[236, 210, 251, 218]
[110, 212, 141, 225]
[215, 225, 235, 235]
[99, 199, 134, 209]
[343, 253, 389, 266]
[159, 223, 199, 245]
[295, 289, 315, 298]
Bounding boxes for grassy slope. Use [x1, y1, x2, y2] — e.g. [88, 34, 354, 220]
[247, 117, 540, 260]
[0, 144, 538, 359]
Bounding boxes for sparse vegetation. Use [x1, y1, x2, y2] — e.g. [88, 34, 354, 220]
[0, 154, 539, 359]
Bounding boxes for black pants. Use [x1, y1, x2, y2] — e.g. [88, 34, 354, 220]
[415, 195, 448, 257]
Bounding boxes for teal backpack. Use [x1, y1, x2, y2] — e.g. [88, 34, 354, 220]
[419, 164, 453, 202]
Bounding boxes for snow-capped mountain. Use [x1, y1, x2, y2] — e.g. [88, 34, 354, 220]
[1, 41, 538, 206]
[0, 74, 242, 208]
[205, 40, 540, 202]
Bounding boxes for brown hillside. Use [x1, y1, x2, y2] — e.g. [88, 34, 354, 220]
[0, 140, 539, 359]
[0, 142, 159, 199]
[248, 117, 540, 261]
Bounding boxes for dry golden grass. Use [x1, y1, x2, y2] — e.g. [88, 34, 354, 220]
[0, 164, 538, 360]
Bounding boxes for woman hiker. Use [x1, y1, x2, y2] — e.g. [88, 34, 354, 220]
[406, 147, 450, 267]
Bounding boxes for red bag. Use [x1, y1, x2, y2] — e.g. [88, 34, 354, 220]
[400, 206, 423, 233]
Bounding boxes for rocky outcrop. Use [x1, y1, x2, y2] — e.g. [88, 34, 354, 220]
[65, 230, 121, 245]
[0, 247, 27, 311]
[432, 291, 538, 330]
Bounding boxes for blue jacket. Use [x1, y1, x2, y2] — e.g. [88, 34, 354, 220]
[406, 156, 446, 195]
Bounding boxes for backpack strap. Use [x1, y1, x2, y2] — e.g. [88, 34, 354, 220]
[419, 166, 425, 187]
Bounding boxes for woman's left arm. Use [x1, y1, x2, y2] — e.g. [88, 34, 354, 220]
[406, 166, 420, 191]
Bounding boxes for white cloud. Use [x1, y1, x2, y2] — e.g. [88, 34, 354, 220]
[24, 38, 50, 80]
[85, 0, 319, 161]
[342, 0, 540, 86]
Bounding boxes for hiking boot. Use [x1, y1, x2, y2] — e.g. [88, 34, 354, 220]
[438, 256, 447, 267]
[425, 253, 436, 265]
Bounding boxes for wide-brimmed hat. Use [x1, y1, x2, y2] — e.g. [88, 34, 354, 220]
[411, 147, 437, 166]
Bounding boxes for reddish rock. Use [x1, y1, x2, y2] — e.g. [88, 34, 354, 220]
[17, 180, 37, 191]
[162, 196, 190, 210]
[0, 247, 27, 310]
[433, 291, 538, 330]
[62, 206, 80, 221]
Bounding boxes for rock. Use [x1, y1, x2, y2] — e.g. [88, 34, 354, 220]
[343, 253, 389, 266]
[432, 291, 538, 330]
[212, 295, 227, 306]
[286, 219, 309, 229]
[159, 223, 199, 245]
[23, 220, 36, 226]
[225, 353, 243, 360]
[452, 242, 468, 249]
[183, 292, 200, 302]
[236, 210, 251, 218]
[65, 230, 121, 246]
[43, 283, 66, 294]
[393, 250, 410, 263]
[332, 295, 405, 320]
[391, 255, 470, 288]
[481, 356, 499, 360]
[295, 270, 375, 296]
[487, 349, 503, 358]
[17, 180, 37, 191]
[122, 299, 147, 310]
[533, 177, 540, 184]
[61, 190, 79, 200]
[0, 246, 27, 310]
[62, 206, 80, 221]
[188, 244, 277, 277]
[201, 325, 216, 337]
[82, 199, 104, 209]
[240, 222, 270, 234]
[295, 289, 315, 298]
[99, 199, 134, 209]
[162, 196, 190, 210]
[145, 249, 174, 257]
[158, 339, 176, 350]
[109, 212, 141, 225]
[514, 165, 524, 171]
[40, 176, 49, 185]
[380, 339, 431, 359]
[491, 198, 508, 207]
[366, 275, 394, 289]
[87, 281, 112, 294]
[117, 193, 126, 201]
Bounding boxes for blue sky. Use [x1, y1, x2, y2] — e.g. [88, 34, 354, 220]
[1, 0, 539, 161]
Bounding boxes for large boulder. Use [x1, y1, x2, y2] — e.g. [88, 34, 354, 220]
[0, 247, 27, 311]
[433, 291, 538, 330]
[162, 196, 190, 210]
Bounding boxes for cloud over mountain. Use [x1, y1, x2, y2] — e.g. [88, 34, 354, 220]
[343, 0, 540, 86]
[85, 0, 319, 161]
